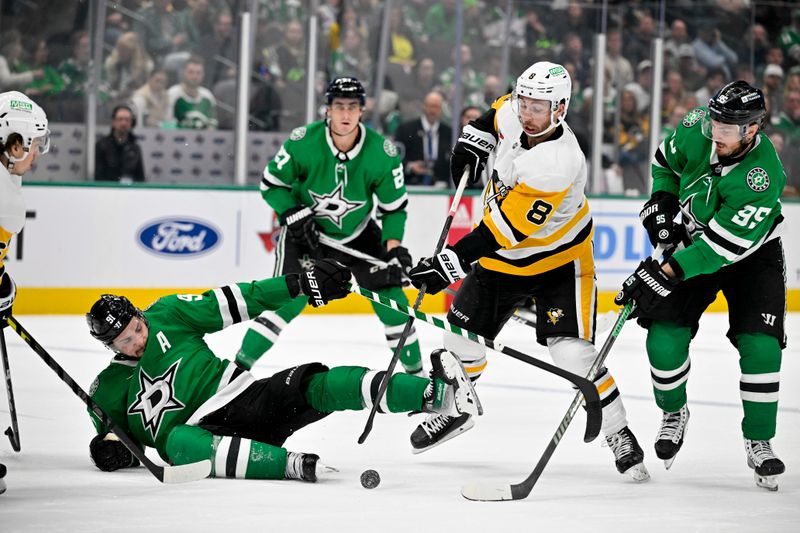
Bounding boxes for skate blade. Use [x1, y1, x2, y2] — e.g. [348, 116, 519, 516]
[754, 472, 779, 491]
[411, 417, 476, 455]
[624, 463, 651, 482]
[663, 457, 676, 470]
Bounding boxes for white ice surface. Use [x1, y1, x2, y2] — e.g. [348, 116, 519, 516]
[1, 313, 798, 532]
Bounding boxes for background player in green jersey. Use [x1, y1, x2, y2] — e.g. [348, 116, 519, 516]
[85, 260, 480, 482]
[236, 76, 423, 376]
[616, 81, 787, 490]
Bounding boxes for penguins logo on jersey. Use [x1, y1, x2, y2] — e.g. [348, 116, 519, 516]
[547, 308, 564, 325]
[128, 360, 185, 439]
[309, 182, 365, 228]
[746, 168, 770, 192]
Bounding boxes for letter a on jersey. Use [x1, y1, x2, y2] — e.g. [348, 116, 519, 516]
[128, 360, 185, 439]
[309, 181, 365, 228]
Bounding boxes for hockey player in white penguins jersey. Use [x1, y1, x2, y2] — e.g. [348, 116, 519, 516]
[408, 62, 649, 481]
[0, 91, 51, 495]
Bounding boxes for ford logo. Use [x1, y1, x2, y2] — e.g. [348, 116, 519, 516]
[137, 218, 221, 257]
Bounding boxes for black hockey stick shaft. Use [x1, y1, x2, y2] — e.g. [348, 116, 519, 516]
[357, 170, 470, 444]
[507, 301, 636, 500]
[4, 316, 210, 483]
[351, 284, 602, 442]
[0, 327, 21, 452]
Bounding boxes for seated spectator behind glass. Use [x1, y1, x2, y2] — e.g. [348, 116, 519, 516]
[95, 104, 145, 183]
[250, 63, 282, 132]
[180, 0, 215, 52]
[692, 22, 738, 79]
[167, 56, 217, 129]
[694, 68, 726, 107]
[774, 89, 800, 145]
[624, 13, 656, 68]
[264, 19, 306, 90]
[626, 60, 653, 115]
[664, 19, 690, 61]
[762, 64, 785, 126]
[393, 91, 452, 187]
[192, 10, 236, 87]
[20, 37, 64, 118]
[0, 30, 44, 91]
[557, 33, 591, 90]
[105, 32, 154, 104]
[131, 69, 169, 127]
[439, 44, 484, 106]
[133, 0, 186, 62]
[613, 86, 650, 195]
[460, 105, 481, 129]
[385, 4, 417, 71]
[399, 57, 439, 118]
[676, 44, 705, 92]
[56, 31, 93, 122]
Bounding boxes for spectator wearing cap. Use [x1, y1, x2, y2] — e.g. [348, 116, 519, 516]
[676, 44, 705, 92]
[692, 22, 738, 79]
[626, 60, 652, 115]
[778, 9, 800, 67]
[762, 64, 785, 125]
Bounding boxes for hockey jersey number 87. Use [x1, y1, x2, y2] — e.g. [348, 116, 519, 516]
[478, 95, 593, 276]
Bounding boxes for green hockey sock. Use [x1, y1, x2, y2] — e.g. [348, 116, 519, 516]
[372, 286, 423, 374]
[235, 298, 307, 369]
[166, 424, 287, 479]
[737, 333, 781, 440]
[304, 366, 429, 413]
[647, 320, 692, 413]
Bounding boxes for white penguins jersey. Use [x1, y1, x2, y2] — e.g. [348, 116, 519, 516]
[1, 164, 26, 275]
[477, 94, 594, 276]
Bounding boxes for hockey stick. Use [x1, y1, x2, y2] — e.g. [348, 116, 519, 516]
[318, 234, 540, 330]
[349, 284, 602, 443]
[4, 316, 211, 484]
[0, 328, 21, 452]
[357, 169, 470, 444]
[461, 245, 666, 501]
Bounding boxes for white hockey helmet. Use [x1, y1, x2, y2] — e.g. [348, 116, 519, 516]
[0, 91, 50, 163]
[512, 61, 572, 137]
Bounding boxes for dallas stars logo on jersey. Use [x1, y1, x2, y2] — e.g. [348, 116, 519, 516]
[746, 167, 770, 192]
[309, 181, 366, 228]
[128, 360, 185, 439]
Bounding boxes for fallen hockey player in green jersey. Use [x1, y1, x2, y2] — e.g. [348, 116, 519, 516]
[85, 259, 481, 482]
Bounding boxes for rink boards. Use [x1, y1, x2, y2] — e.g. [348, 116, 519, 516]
[7, 184, 800, 314]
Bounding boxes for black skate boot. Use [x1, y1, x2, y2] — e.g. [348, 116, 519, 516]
[0, 462, 6, 495]
[605, 426, 650, 482]
[410, 412, 475, 454]
[655, 405, 689, 469]
[744, 439, 785, 491]
[285, 452, 338, 483]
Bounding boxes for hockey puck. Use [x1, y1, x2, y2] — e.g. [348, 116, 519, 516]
[360, 469, 380, 489]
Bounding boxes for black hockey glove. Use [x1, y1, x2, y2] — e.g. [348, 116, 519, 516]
[408, 247, 470, 295]
[0, 272, 16, 328]
[280, 205, 320, 250]
[89, 433, 140, 472]
[640, 192, 680, 248]
[614, 258, 679, 315]
[361, 246, 413, 289]
[287, 258, 352, 307]
[451, 123, 496, 186]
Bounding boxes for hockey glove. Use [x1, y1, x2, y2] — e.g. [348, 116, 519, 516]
[280, 205, 320, 250]
[408, 247, 470, 295]
[451, 123, 496, 186]
[640, 192, 680, 248]
[288, 258, 352, 307]
[89, 433, 140, 472]
[0, 272, 16, 328]
[614, 258, 679, 315]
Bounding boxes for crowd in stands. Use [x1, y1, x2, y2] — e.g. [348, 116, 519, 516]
[0, 0, 798, 195]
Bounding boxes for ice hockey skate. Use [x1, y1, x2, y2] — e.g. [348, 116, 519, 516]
[285, 452, 338, 483]
[744, 439, 785, 491]
[605, 426, 650, 481]
[655, 405, 689, 469]
[0, 462, 6, 495]
[412, 349, 482, 454]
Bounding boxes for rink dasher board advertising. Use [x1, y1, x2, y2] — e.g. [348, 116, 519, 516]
[7, 185, 800, 313]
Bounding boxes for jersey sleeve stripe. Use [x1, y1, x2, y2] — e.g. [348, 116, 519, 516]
[653, 144, 678, 176]
[230, 283, 251, 322]
[699, 233, 740, 262]
[262, 171, 291, 189]
[212, 285, 246, 327]
[377, 194, 408, 213]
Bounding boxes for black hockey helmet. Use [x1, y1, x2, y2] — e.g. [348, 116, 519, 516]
[86, 294, 143, 346]
[325, 77, 366, 106]
[708, 80, 767, 128]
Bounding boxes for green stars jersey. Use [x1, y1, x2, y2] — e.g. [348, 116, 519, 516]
[651, 107, 785, 279]
[260, 121, 408, 243]
[88, 277, 297, 459]
[166, 85, 218, 129]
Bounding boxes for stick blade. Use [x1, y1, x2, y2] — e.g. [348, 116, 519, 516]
[582, 398, 602, 443]
[461, 482, 515, 501]
[161, 459, 212, 484]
